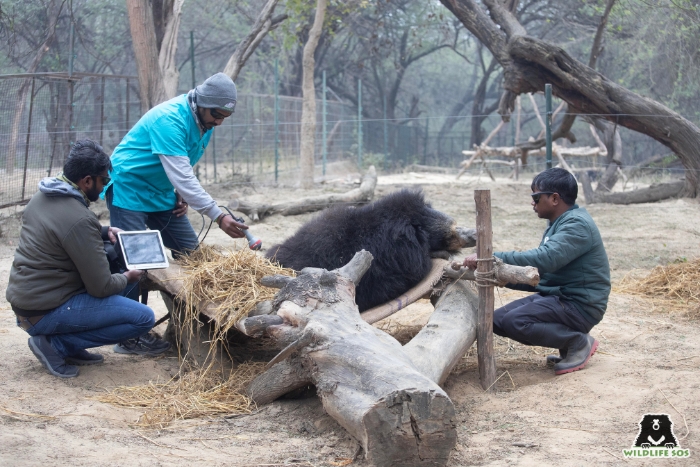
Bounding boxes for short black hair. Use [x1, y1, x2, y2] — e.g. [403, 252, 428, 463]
[531, 168, 577, 205]
[63, 139, 111, 183]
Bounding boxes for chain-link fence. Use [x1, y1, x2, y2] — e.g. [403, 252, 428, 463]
[0, 73, 678, 207]
[0, 73, 139, 207]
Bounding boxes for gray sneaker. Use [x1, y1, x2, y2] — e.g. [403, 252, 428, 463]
[28, 336, 79, 378]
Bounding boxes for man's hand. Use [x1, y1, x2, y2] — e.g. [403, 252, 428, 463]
[123, 269, 145, 283]
[462, 253, 478, 270]
[173, 192, 189, 217]
[107, 226, 123, 244]
[219, 214, 248, 239]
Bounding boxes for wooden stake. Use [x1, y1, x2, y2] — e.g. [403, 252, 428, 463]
[474, 190, 497, 391]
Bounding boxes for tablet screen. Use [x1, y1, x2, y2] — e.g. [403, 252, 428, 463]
[120, 231, 167, 267]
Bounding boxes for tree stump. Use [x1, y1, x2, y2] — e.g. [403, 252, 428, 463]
[244, 251, 458, 466]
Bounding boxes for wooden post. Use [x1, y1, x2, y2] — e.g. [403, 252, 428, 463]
[474, 190, 497, 391]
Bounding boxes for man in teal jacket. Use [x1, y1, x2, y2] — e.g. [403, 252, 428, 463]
[463, 168, 610, 375]
[104, 73, 249, 355]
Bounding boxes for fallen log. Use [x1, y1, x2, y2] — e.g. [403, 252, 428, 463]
[402, 279, 479, 385]
[580, 175, 685, 205]
[244, 251, 458, 466]
[229, 165, 377, 222]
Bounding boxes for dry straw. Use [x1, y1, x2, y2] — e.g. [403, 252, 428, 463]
[98, 245, 295, 428]
[615, 257, 700, 317]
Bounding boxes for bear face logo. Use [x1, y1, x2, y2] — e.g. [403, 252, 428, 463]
[634, 414, 679, 449]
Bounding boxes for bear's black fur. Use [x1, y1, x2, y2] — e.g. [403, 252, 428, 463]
[266, 189, 464, 312]
[634, 414, 678, 449]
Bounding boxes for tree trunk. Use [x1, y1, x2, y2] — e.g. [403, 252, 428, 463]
[441, 0, 700, 197]
[244, 251, 457, 466]
[157, 0, 184, 99]
[299, 0, 327, 189]
[229, 165, 377, 222]
[126, 0, 168, 113]
[222, 0, 287, 81]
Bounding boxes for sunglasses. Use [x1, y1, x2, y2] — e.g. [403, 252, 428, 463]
[531, 191, 555, 203]
[93, 175, 111, 185]
[210, 107, 233, 120]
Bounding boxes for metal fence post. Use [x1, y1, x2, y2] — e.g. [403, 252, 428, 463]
[383, 94, 388, 165]
[125, 78, 130, 129]
[275, 59, 279, 182]
[21, 78, 36, 200]
[358, 79, 362, 168]
[545, 83, 552, 169]
[424, 118, 429, 165]
[322, 70, 327, 176]
[99, 76, 105, 146]
[190, 31, 196, 89]
[213, 128, 217, 182]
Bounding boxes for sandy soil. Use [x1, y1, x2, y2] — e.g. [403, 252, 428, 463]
[1, 166, 699, 467]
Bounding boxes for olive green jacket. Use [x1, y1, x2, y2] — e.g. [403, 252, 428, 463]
[495, 205, 611, 325]
[6, 178, 127, 316]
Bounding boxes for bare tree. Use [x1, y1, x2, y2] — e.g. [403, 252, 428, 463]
[6, 0, 65, 173]
[222, 0, 287, 81]
[127, 0, 285, 113]
[299, 0, 327, 189]
[440, 0, 700, 198]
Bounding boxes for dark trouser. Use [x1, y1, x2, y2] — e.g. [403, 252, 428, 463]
[105, 185, 199, 259]
[494, 294, 595, 350]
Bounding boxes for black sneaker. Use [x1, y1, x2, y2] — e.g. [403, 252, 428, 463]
[137, 332, 171, 351]
[28, 336, 79, 378]
[113, 333, 170, 356]
[65, 349, 104, 366]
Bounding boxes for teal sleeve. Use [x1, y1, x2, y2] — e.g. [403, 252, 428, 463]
[495, 218, 593, 273]
[149, 114, 188, 157]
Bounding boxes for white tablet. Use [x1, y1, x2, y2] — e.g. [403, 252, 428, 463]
[117, 230, 170, 270]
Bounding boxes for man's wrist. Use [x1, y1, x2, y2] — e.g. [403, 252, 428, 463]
[217, 213, 232, 227]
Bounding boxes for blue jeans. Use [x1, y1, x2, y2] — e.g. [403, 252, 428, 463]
[105, 186, 198, 258]
[19, 293, 155, 358]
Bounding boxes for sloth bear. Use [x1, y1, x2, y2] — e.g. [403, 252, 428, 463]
[266, 189, 475, 312]
[634, 414, 678, 449]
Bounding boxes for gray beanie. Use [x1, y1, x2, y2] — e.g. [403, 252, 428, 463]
[195, 72, 237, 112]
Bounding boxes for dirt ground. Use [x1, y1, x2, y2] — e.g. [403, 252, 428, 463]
[1, 164, 699, 466]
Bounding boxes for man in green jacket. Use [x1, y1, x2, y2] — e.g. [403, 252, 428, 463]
[463, 168, 610, 375]
[6, 140, 161, 378]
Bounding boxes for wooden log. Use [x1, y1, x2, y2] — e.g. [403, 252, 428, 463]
[404, 164, 453, 174]
[229, 165, 377, 222]
[474, 190, 497, 392]
[236, 314, 284, 337]
[246, 360, 311, 406]
[246, 250, 457, 466]
[360, 259, 449, 324]
[403, 279, 479, 385]
[447, 257, 539, 287]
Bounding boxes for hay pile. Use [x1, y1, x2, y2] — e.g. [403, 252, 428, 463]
[175, 244, 295, 345]
[615, 257, 700, 317]
[99, 245, 295, 427]
[101, 362, 265, 428]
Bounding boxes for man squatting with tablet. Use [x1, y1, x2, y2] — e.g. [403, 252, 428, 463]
[103, 73, 249, 356]
[6, 140, 156, 378]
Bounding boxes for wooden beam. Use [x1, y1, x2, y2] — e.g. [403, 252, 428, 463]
[474, 190, 497, 391]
